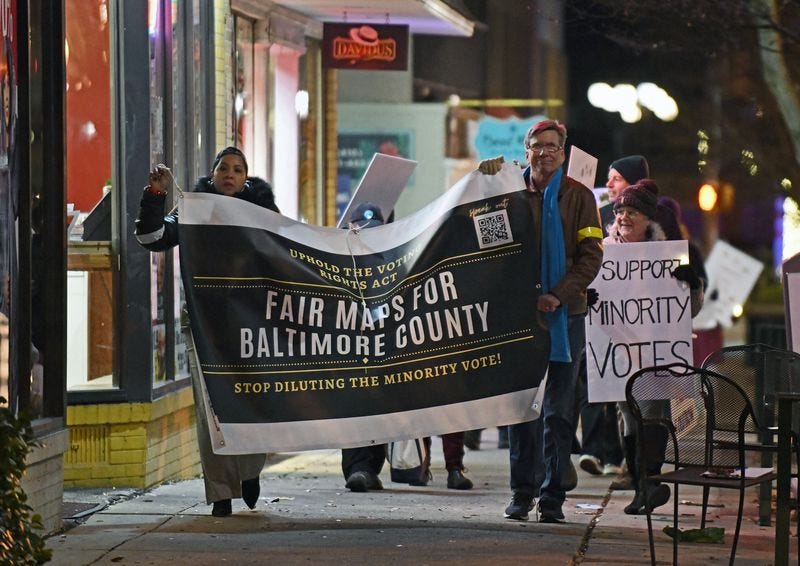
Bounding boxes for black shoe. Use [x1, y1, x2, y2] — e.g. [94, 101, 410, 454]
[624, 491, 644, 515]
[624, 483, 671, 515]
[242, 477, 260, 509]
[446, 468, 473, 490]
[538, 498, 565, 523]
[646, 483, 671, 511]
[345, 471, 383, 492]
[504, 492, 534, 521]
[211, 499, 232, 517]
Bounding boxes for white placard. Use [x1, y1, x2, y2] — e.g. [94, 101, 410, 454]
[786, 272, 800, 353]
[336, 153, 417, 227]
[693, 240, 764, 330]
[586, 240, 693, 402]
[567, 145, 598, 189]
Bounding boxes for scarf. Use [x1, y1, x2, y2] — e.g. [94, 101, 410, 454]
[539, 167, 571, 362]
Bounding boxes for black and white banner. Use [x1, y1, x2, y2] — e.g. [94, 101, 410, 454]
[179, 165, 549, 453]
[585, 240, 693, 402]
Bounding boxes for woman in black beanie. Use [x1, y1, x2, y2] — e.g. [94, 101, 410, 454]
[135, 147, 278, 517]
[605, 182, 705, 515]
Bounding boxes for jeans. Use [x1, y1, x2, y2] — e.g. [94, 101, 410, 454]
[509, 314, 586, 506]
[576, 354, 623, 466]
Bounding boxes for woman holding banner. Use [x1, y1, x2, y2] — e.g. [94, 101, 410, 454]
[603, 180, 704, 515]
[135, 147, 278, 517]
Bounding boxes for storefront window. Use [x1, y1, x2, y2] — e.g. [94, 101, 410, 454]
[234, 16, 254, 155]
[0, 2, 13, 404]
[233, 14, 270, 180]
[149, 0, 200, 387]
[65, 0, 116, 392]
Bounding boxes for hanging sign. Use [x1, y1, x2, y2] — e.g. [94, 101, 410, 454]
[323, 23, 409, 71]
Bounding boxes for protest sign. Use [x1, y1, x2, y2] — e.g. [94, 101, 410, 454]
[692, 240, 763, 330]
[471, 115, 545, 163]
[585, 240, 693, 402]
[566, 146, 598, 191]
[179, 164, 549, 453]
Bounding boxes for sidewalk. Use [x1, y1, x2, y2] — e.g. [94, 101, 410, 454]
[48, 429, 783, 565]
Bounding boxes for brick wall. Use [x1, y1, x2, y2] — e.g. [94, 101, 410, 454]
[215, 3, 232, 151]
[64, 386, 200, 489]
[22, 428, 69, 534]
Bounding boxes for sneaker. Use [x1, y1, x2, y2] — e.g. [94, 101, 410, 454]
[579, 454, 603, 476]
[538, 498, 565, 523]
[446, 468, 473, 490]
[602, 463, 623, 476]
[562, 459, 578, 491]
[610, 473, 635, 490]
[345, 471, 383, 492]
[211, 498, 232, 517]
[504, 492, 534, 521]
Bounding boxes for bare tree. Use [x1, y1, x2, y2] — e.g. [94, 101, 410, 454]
[568, 0, 800, 189]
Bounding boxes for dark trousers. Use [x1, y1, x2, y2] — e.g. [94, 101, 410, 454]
[421, 432, 466, 470]
[440, 432, 466, 470]
[509, 314, 585, 505]
[341, 445, 386, 479]
[576, 353, 623, 465]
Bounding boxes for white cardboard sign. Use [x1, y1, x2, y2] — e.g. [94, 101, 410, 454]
[567, 145, 598, 189]
[692, 240, 763, 330]
[336, 153, 417, 227]
[586, 240, 693, 402]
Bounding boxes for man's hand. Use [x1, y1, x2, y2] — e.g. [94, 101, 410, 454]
[478, 156, 504, 175]
[537, 293, 561, 313]
[149, 164, 174, 193]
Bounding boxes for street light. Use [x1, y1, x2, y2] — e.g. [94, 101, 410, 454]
[587, 81, 679, 123]
[698, 183, 718, 211]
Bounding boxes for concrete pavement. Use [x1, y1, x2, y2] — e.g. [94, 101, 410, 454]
[48, 429, 785, 565]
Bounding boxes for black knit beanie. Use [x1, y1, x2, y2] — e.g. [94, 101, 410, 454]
[211, 146, 248, 174]
[609, 155, 650, 185]
[614, 183, 658, 219]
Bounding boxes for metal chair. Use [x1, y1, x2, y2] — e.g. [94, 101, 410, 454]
[625, 362, 784, 566]
[702, 343, 800, 525]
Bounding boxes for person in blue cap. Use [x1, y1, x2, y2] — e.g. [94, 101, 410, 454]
[340, 202, 474, 492]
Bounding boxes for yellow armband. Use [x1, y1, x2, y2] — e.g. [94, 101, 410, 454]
[577, 226, 603, 241]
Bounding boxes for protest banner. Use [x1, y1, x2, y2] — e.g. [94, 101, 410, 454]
[585, 240, 693, 402]
[178, 164, 549, 453]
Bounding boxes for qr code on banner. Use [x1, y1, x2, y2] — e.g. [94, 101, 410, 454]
[474, 209, 513, 249]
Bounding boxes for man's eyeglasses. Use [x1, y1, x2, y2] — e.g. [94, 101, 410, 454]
[527, 143, 563, 155]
